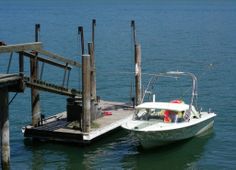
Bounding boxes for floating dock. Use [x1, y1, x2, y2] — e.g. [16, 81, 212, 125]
[23, 100, 134, 143]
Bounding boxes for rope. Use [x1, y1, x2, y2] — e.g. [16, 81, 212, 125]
[6, 52, 13, 73]
[40, 62, 45, 80]
[66, 69, 71, 88]
[62, 63, 68, 87]
[8, 92, 18, 105]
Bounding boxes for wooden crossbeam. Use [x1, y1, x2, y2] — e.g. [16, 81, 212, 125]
[22, 51, 72, 70]
[24, 77, 82, 97]
[0, 74, 25, 92]
[0, 74, 22, 87]
[0, 42, 42, 53]
[37, 49, 81, 68]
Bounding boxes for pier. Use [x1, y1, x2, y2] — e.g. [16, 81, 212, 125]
[0, 21, 141, 169]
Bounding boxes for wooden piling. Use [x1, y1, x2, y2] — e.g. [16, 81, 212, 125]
[31, 24, 41, 126]
[0, 87, 10, 169]
[82, 54, 91, 132]
[131, 20, 137, 45]
[88, 43, 96, 100]
[88, 43, 97, 121]
[78, 26, 85, 55]
[92, 19, 96, 51]
[135, 44, 141, 105]
[19, 52, 24, 77]
[91, 19, 96, 101]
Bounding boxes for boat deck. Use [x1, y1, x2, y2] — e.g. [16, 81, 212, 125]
[23, 100, 134, 144]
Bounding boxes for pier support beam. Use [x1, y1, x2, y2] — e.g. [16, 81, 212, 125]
[135, 44, 142, 105]
[0, 88, 10, 169]
[31, 24, 41, 126]
[88, 43, 97, 121]
[78, 26, 85, 55]
[82, 54, 91, 132]
[19, 52, 24, 77]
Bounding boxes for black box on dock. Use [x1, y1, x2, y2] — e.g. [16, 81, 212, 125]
[66, 97, 82, 122]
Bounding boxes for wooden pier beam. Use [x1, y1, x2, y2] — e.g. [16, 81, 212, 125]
[31, 24, 41, 126]
[88, 43, 96, 100]
[0, 42, 42, 53]
[0, 88, 10, 169]
[135, 44, 142, 105]
[88, 42, 97, 121]
[82, 54, 91, 132]
[19, 52, 24, 77]
[91, 19, 96, 101]
[92, 19, 96, 51]
[131, 20, 137, 45]
[78, 26, 85, 55]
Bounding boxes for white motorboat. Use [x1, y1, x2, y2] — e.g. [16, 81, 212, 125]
[122, 71, 216, 149]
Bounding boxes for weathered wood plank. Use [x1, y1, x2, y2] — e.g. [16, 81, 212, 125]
[22, 51, 72, 70]
[0, 74, 22, 88]
[38, 49, 81, 68]
[24, 78, 82, 97]
[0, 42, 42, 53]
[24, 128, 84, 143]
[82, 54, 91, 132]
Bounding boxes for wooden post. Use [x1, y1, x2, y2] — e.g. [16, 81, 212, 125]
[88, 43, 97, 121]
[92, 19, 96, 51]
[88, 43, 96, 101]
[78, 26, 85, 55]
[35, 24, 40, 42]
[135, 44, 141, 105]
[19, 52, 24, 77]
[91, 19, 96, 101]
[31, 24, 41, 126]
[0, 88, 10, 169]
[82, 54, 91, 132]
[131, 20, 137, 45]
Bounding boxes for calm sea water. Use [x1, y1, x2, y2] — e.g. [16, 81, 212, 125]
[1, 0, 236, 169]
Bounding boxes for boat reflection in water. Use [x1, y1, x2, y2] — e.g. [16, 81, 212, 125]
[122, 129, 215, 170]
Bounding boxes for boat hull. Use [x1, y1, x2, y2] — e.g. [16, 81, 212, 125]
[123, 113, 216, 149]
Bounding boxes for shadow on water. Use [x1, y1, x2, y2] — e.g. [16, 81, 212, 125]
[22, 128, 215, 169]
[122, 128, 215, 170]
[23, 129, 132, 169]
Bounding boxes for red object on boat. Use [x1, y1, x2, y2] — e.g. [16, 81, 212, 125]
[164, 99, 182, 123]
[103, 111, 112, 116]
[170, 99, 182, 104]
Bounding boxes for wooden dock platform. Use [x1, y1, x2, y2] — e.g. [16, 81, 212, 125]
[23, 100, 134, 144]
[0, 74, 24, 90]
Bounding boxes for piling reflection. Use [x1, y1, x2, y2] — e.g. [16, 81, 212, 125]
[79, 130, 136, 169]
[24, 139, 85, 169]
[24, 130, 131, 169]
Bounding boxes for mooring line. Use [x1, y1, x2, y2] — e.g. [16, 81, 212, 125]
[8, 92, 18, 105]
